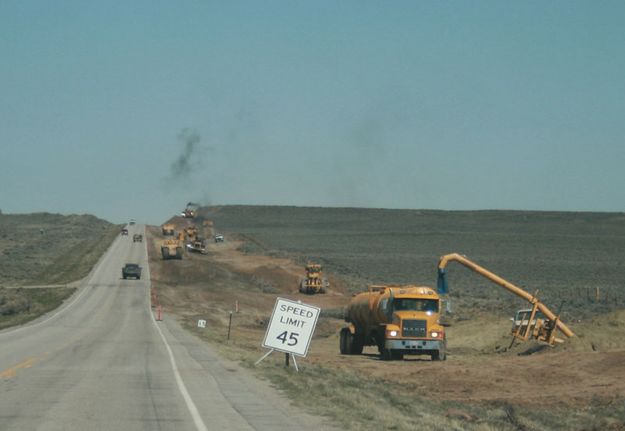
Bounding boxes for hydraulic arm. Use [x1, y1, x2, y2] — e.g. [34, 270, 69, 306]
[437, 253, 574, 340]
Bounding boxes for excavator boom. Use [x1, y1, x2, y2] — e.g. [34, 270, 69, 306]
[437, 253, 574, 339]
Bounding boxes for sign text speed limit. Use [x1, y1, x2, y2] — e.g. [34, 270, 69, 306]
[262, 298, 320, 357]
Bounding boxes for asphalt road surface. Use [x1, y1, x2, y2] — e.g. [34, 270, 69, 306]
[0, 225, 337, 431]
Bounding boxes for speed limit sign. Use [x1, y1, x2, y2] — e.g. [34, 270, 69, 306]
[262, 297, 320, 357]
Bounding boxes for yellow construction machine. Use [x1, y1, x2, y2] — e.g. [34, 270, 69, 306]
[162, 223, 175, 236]
[299, 263, 328, 294]
[183, 225, 198, 242]
[437, 253, 575, 346]
[341, 285, 446, 360]
[161, 238, 183, 260]
[181, 202, 198, 218]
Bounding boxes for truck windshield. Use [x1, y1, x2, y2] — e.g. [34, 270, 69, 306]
[392, 298, 438, 312]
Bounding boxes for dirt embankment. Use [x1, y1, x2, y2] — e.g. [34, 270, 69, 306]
[149, 214, 625, 430]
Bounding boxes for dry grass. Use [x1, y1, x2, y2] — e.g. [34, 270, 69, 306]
[0, 212, 118, 330]
[178, 313, 625, 431]
[0, 287, 75, 330]
[0, 212, 119, 286]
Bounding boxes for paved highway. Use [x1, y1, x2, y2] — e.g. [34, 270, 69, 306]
[0, 225, 336, 431]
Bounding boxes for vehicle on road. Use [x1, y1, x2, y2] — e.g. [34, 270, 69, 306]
[122, 263, 142, 279]
[214, 234, 224, 243]
[133, 234, 143, 242]
[121, 228, 128, 236]
[129, 219, 136, 225]
[340, 285, 446, 361]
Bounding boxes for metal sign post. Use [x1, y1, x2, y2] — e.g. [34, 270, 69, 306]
[255, 298, 320, 371]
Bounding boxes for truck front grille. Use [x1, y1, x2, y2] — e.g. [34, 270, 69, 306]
[402, 319, 427, 338]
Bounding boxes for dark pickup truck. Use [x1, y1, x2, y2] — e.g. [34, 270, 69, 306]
[122, 263, 142, 280]
[133, 234, 143, 242]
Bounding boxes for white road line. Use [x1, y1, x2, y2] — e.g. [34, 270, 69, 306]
[144, 227, 208, 431]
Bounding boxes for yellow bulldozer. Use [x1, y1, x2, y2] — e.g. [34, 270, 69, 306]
[161, 238, 183, 260]
[184, 225, 198, 241]
[299, 263, 328, 294]
[162, 223, 175, 236]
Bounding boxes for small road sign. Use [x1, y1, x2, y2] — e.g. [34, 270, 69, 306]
[197, 319, 207, 328]
[262, 297, 320, 357]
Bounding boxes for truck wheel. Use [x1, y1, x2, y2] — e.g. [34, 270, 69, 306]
[123, 275, 127, 279]
[431, 350, 446, 361]
[391, 350, 404, 360]
[339, 328, 350, 354]
[351, 333, 364, 355]
[380, 348, 392, 361]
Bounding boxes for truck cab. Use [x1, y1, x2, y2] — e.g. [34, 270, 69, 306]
[341, 285, 446, 361]
[380, 289, 446, 360]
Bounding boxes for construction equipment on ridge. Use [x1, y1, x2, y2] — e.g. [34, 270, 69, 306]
[181, 202, 198, 218]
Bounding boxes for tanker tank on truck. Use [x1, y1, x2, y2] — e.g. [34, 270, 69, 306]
[340, 285, 446, 361]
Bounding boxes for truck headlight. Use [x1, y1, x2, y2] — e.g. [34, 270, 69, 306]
[430, 331, 438, 338]
[389, 330, 398, 337]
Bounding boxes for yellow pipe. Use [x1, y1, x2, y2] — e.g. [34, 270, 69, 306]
[437, 253, 575, 338]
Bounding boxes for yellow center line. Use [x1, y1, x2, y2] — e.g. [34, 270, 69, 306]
[0, 353, 48, 379]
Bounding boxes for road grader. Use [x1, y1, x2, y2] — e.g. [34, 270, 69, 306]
[161, 223, 175, 236]
[299, 263, 328, 294]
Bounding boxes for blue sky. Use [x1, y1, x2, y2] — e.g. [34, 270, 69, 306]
[1, 1, 624, 224]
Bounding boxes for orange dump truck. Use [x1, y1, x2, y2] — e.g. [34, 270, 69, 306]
[340, 285, 446, 361]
